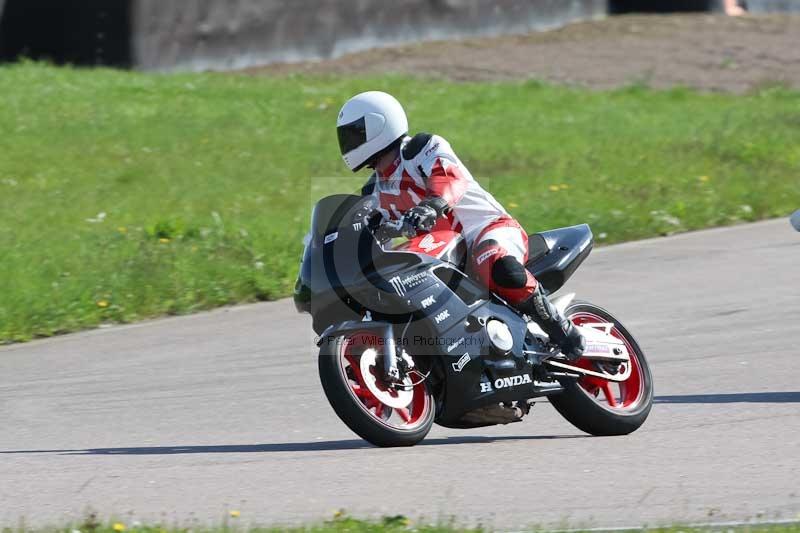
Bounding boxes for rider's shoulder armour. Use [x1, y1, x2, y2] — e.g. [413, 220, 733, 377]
[402, 133, 433, 161]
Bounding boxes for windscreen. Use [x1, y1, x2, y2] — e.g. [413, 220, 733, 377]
[310, 194, 374, 242]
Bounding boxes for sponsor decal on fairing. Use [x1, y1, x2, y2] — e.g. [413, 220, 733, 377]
[434, 309, 450, 324]
[480, 374, 533, 393]
[324, 232, 338, 244]
[387, 271, 429, 296]
[420, 295, 436, 309]
[446, 337, 465, 352]
[452, 353, 470, 373]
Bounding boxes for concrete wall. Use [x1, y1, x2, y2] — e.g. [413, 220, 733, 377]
[745, 0, 800, 12]
[131, 0, 607, 71]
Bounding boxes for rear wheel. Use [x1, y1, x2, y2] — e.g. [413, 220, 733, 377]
[318, 331, 435, 447]
[549, 301, 653, 436]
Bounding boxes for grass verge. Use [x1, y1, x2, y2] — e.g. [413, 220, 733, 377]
[1, 62, 798, 342]
[4, 515, 799, 533]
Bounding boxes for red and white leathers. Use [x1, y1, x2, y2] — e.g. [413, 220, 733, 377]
[366, 134, 538, 305]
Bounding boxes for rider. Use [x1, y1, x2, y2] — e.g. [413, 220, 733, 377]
[336, 91, 584, 360]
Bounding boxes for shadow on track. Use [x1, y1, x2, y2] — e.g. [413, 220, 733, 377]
[0, 434, 584, 456]
[655, 392, 800, 404]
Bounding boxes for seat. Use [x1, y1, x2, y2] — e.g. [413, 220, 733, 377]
[527, 233, 550, 265]
[525, 224, 594, 294]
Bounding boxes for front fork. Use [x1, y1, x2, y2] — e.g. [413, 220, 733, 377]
[380, 322, 401, 382]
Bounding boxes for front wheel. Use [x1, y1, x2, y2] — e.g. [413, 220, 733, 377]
[549, 301, 653, 436]
[318, 331, 435, 447]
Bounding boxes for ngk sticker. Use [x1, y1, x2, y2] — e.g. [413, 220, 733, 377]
[434, 309, 451, 324]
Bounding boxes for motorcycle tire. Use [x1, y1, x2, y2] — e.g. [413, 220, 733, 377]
[318, 332, 435, 447]
[549, 300, 654, 436]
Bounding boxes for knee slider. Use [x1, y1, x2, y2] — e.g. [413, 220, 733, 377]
[491, 256, 528, 289]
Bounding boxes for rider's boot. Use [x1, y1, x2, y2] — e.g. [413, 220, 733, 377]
[517, 285, 585, 361]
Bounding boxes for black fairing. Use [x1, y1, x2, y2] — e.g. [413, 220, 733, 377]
[296, 195, 591, 428]
[295, 194, 429, 334]
[441, 236, 468, 271]
[525, 224, 593, 294]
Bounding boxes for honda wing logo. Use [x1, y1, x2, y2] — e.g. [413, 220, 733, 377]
[418, 233, 445, 253]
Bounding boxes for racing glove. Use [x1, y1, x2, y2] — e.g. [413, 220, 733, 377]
[404, 196, 450, 233]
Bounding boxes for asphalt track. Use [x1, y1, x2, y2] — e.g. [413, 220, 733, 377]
[2, 219, 799, 529]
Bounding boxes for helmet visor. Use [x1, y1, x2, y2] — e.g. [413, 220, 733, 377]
[337, 117, 367, 156]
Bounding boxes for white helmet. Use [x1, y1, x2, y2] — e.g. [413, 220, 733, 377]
[337, 91, 409, 172]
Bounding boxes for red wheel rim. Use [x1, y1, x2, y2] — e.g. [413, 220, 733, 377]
[338, 331, 431, 430]
[569, 312, 645, 412]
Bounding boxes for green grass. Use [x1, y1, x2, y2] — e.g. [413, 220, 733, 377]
[1, 62, 798, 342]
[4, 515, 799, 533]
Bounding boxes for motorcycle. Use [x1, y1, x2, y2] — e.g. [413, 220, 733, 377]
[294, 194, 653, 447]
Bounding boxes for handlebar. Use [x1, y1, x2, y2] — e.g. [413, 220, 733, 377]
[377, 219, 417, 240]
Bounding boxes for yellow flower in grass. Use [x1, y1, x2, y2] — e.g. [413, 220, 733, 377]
[229, 510, 241, 518]
[158, 238, 170, 244]
[559, 184, 570, 190]
[508, 202, 519, 209]
[548, 185, 560, 192]
[117, 226, 128, 234]
[96, 300, 109, 308]
[699, 175, 710, 182]
[112, 523, 126, 532]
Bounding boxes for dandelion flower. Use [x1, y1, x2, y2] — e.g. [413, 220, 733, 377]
[548, 185, 560, 192]
[699, 175, 710, 182]
[97, 300, 109, 308]
[508, 202, 519, 209]
[117, 227, 128, 234]
[158, 238, 170, 244]
[112, 523, 126, 532]
[559, 184, 569, 190]
[229, 510, 240, 518]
